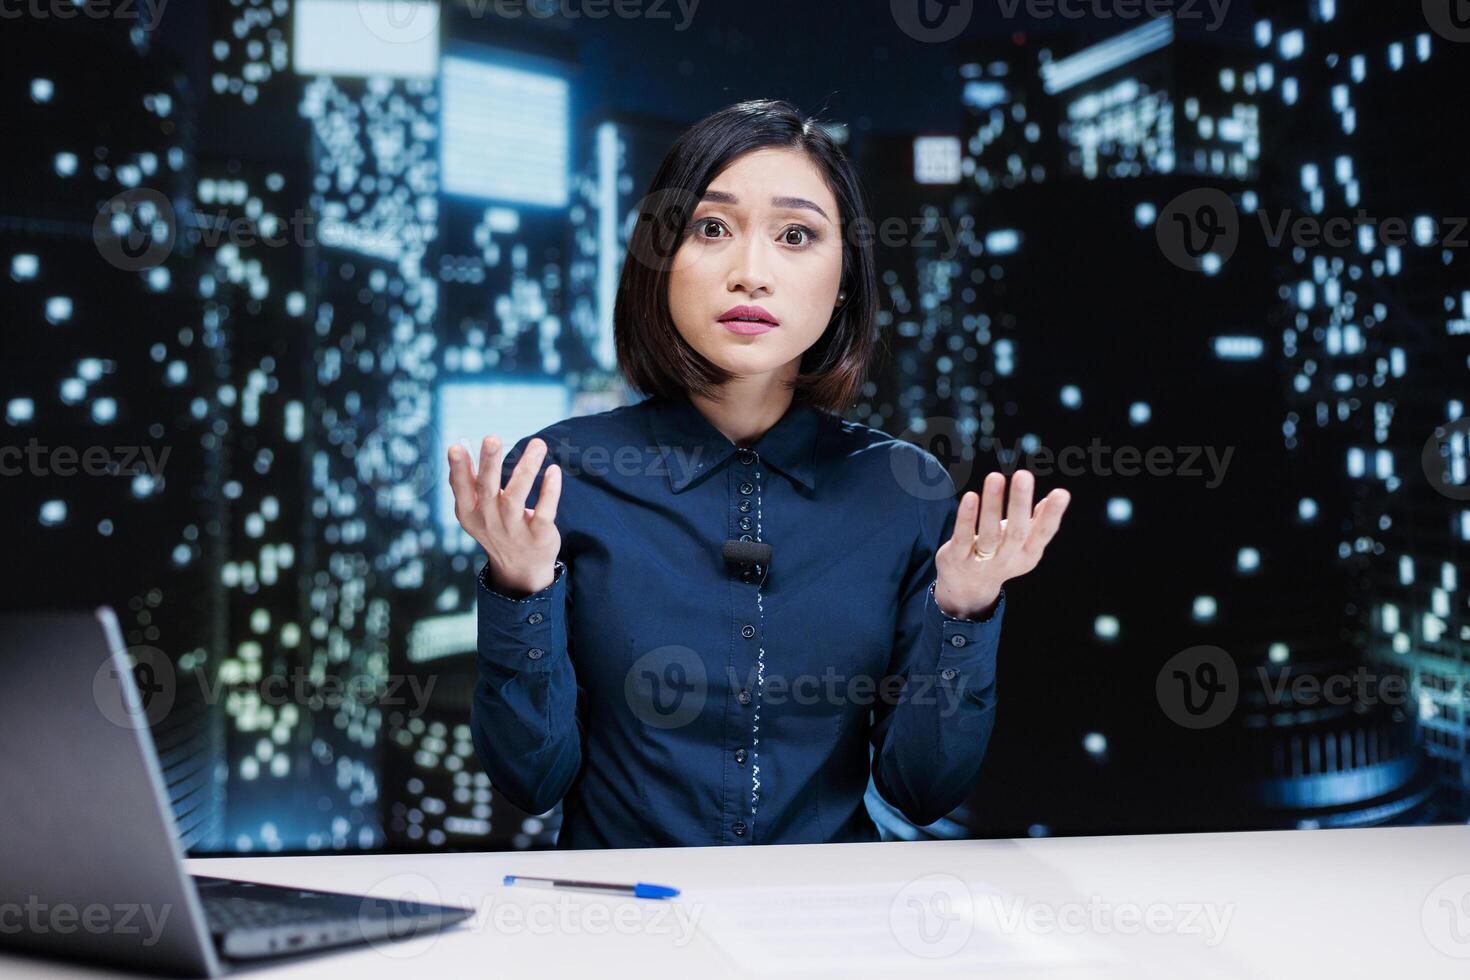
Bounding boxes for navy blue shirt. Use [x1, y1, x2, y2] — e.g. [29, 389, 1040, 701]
[472, 393, 1006, 848]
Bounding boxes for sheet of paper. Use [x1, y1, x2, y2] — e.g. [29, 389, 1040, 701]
[678, 879, 1122, 977]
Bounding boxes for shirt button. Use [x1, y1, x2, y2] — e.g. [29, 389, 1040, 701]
[738, 517, 753, 531]
[732, 821, 746, 837]
[738, 499, 752, 513]
[941, 667, 958, 681]
[526, 611, 544, 625]
[739, 533, 753, 542]
[741, 624, 755, 638]
[950, 634, 968, 648]
[739, 481, 755, 495]
[527, 648, 545, 660]
[740, 569, 756, 584]
[735, 748, 747, 763]
[736, 448, 756, 465]
[738, 688, 752, 705]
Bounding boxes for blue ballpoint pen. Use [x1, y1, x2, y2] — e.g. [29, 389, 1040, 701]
[502, 874, 680, 900]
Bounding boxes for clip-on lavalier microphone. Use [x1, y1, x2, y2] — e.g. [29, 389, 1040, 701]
[723, 539, 773, 590]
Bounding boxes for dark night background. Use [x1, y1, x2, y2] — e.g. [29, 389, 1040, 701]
[3, 0, 1467, 854]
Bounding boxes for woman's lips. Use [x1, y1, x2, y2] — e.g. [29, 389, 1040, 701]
[719, 318, 775, 335]
[716, 304, 779, 333]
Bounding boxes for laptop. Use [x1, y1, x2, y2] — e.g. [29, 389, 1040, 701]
[0, 608, 474, 976]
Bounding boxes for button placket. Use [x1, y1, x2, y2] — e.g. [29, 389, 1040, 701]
[724, 449, 765, 843]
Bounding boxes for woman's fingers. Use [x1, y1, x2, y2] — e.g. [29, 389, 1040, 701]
[1024, 489, 1071, 556]
[974, 471, 1006, 555]
[475, 435, 502, 499]
[447, 444, 479, 520]
[502, 438, 545, 513]
[949, 489, 979, 548]
[531, 463, 561, 531]
[1004, 469, 1034, 547]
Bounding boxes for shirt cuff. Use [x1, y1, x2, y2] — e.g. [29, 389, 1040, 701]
[476, 560, 568, 671]
[928, 582, 1005, 689]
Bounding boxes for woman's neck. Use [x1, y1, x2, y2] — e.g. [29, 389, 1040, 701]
[688, 371, 797, 448]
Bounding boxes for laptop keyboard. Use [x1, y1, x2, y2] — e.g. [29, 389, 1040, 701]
[191, 875, 466, 959]
[195, 877, 367, 932]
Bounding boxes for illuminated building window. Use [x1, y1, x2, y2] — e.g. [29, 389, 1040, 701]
[292, 0, 440, 78]
[10, 254, 39, 281]
[5, 398, 34, 424]
[435, 380, 572, 550]
[914, 136, 962, 185]
[1192, 596, 1217, 621]
[1106, 498, 1132, 524]
[441, 57, 569, 206]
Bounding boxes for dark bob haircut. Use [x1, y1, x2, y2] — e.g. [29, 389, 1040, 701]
[613, 99, 878, 415]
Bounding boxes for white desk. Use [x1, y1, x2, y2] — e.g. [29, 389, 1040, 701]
[3, 824, 1467, 978]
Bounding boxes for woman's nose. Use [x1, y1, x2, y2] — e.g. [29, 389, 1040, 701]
[727, 235, 773, 294]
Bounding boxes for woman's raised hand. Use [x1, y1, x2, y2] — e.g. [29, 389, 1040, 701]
[934, 469, 1070, 621]
[447, 436, 562, 598]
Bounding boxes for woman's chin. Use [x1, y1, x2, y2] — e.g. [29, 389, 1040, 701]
[708, 349, 787, 377]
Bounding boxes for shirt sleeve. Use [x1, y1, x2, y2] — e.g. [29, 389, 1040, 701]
[869, 468, 1006, 828]
[469, 435, 584, 817]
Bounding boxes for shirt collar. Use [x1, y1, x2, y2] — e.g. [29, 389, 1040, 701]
[646, 393, 825, 494]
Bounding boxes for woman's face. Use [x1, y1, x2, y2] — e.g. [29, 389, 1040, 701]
[667, 147, 845, 384]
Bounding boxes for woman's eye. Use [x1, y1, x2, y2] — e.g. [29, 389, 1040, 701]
[691, 219, 816, 246]
[782, 225, 817, 247]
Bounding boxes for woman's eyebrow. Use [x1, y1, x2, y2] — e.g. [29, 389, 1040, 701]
[699, 189, 830, 222]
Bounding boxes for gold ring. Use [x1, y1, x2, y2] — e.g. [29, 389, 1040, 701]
[972, 543, 997, 562]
